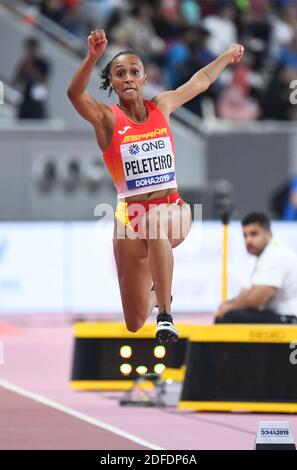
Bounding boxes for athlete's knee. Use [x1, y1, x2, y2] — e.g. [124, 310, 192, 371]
[126, 324, 141, 333]
[125, 316, 145, 333]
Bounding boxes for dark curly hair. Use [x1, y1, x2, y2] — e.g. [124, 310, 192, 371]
[100, 50, 141, 97]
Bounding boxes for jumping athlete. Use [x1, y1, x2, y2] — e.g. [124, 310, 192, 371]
[67, 29, 244, 344]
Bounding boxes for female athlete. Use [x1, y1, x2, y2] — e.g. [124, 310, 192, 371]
[67, 29, 244, 343]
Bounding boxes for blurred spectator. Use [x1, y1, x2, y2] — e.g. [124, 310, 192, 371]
[283, 175, 297, 219]
[40, 0, 81, 35]
[151, 3, 185, 43]
[269, 0, 296, 59]
[111, 2, 165, 59]
[159, 0, 181, 20]
[82, 0, 129, 36]
[165, 25, 218, 116]
[41, 0, 65, 26]
[262, 34, 297, 120]
[279, 33, 297, 69]
[261, 65, 292, 119]
[202, 0, 237, 56]
[63, 0, 81, 35]
[20, 0, 297, 122]
[164, 27, 193, 89]
[274, 0, 297, 31]
[217, 83, 260, 121]
[199, 0, 217, 17]
[12, 37, 51, 119]
[180, 0, 201, 25]
[239, 0, 270, 46]
[217, 51, 261, 120]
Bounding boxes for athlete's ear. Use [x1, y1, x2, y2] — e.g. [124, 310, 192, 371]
[144, 74, 148, 83]
[110, 84, 117, 95]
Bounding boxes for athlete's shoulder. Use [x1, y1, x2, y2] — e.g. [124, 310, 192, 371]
[97, 102, 117, 127]
[96, 102, 117, 113]
[148, 98, 159, 110]
[149, 96, 171, 121]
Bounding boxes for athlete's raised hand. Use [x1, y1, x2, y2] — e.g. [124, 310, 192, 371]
[227, 43, 245, 64]
[87, 29, 108, 61]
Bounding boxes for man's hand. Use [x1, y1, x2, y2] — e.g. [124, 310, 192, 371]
[215, 301, 233, 320]
[214, 285, 276, 321]
[227, 43, 245, 64]
[87, 29, 108, 61]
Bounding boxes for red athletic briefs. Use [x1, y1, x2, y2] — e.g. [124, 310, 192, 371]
[115, 191, 184, 234]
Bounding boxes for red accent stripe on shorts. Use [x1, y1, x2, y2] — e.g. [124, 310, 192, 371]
[126, 191, 184, 233]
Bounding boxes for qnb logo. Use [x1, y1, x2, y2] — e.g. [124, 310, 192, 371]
[289, 341, 297, 365]
[141, 140, 166, 152]
[0, 80, 3, 105]
[128, 144, 140, 155]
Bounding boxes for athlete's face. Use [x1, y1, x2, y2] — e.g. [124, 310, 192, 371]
[242, 223, 272, 256]
[110, 54, 147, 100]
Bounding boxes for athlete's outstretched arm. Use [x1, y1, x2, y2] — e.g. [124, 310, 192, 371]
[154, 43, 244, 114]
[67, 29, 108, 125]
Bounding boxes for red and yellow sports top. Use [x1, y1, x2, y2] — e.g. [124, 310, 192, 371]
[103, 100, 177, 199]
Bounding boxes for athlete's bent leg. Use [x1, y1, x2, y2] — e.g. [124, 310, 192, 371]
[113, 222, 152, 332]
[143, 203, 192, 343]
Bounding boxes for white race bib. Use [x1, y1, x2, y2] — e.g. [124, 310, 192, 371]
[120, 136, 175, 190]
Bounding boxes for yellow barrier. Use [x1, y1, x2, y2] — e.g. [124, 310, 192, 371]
[179, 324, 297, 413]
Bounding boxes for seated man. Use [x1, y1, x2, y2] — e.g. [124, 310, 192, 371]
[215, 212, 297, 324]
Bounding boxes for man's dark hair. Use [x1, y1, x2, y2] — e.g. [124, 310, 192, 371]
[241, 212, 271, 230]
[25, 37, 39, 49]
[100, 50, 140, 97]
[35, 58, 50, 78]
